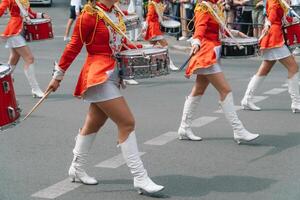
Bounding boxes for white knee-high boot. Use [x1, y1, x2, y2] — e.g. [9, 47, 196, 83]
[68, 132, 98, 185]
[24, 64, 44, 98]
[241, 75, 266, 111]
[165, 46, 179, 71]
[120, 132, 164, 194]
[178, 96, 202, 141]
[288, 72, 300, 113]
[221, 93, 260, 144]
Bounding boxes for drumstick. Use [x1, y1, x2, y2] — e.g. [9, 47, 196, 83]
[23, 88, 53, 121]
[114, 3, 128, 20]
[179, 53, 194, 71]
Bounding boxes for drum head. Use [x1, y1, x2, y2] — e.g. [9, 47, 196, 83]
[161, 20, 181, 28]
[29, 18, 51, 24]
[221, 37, 258, 45]
[119, 47, 167, 56]
[0, 64, 10, 76]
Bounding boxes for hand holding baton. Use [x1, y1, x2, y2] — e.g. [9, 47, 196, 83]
[23, 88, 53, 121]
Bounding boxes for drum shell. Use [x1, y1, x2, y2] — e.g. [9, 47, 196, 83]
[117, 48, 170, 79]
[0, 69, 20, 130]
[283, 23, 300, 48]
[221, 38, 259, 58]
[125, 15, 141, 31]
[23, 19, 54, 42]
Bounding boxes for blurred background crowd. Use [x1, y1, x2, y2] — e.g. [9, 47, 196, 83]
[120, 0, 300, 42]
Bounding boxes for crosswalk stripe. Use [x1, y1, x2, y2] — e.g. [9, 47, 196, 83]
[31, 179, 81, 199]
[95, 152, 145, 168]
[144, 132, 178, 145]
[264, 88, 287, 95]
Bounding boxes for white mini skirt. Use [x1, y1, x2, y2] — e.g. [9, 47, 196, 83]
[83, 68, 122, 103]
[5, 35, 27, 49]
[83, 81, 122, 103]
[194, 62, 222, 75]
[261, 45, 291, 61]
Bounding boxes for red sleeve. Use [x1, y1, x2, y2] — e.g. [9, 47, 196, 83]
[58, 13, 96, 72]
[193, 11, 210, 41]
[0, 0, 9, 17]
[267, 4, 282, 24]
[28, 7, 37, 18]
[146, 4, 157, 23]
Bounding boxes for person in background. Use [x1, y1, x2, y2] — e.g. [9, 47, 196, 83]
[143, 0, 179, 71]
[64, 0, 82, 41]
[0, 0, 50, 98]
[239, 0, 252, 35]
[252, 0, 264, 38]
[241, 0, 300, 113]
[291, 0, 300, 55]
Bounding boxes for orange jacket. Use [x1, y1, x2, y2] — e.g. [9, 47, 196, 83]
[260, 0, 285, 49]
[0, 0, 40, 37]
[144, 0, 163, 41]
[58, 3, 138, 98]
[185, 8, 221, 77]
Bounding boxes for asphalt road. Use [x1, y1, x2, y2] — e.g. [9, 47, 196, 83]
[1, 1, 300, 200]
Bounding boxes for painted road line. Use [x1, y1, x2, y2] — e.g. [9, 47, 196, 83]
[282, 82, 300, 87]
[31, 178, 81, 199]
[214, 106, 243, 113]
[95, 152, 145, 168]
[252, 96, 268, 103]
[264, 88, 287, 95]
[144, 132, 178, 146]
[192, 116, 219, 127]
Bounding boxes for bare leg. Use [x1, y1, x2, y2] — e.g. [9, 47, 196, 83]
[206, 72, 259, 144]
[95, 97, 135, 143]
[14, 45, 44, 97]
[178, 75, 210, 140]
[69, 103, 108, 185]
[241, 60, 276, 110]
[279, 55, 300, 112]
[95, 97, 164, 194]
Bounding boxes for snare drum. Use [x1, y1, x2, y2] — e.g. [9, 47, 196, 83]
[160, 20, 181, 35]
[117, 47, 170, 79]
[0, 64, 21, 131]
[221, 37, 259, 58]
[283, 22, 300, 48]
[23, 19, 54, 42]
[124, 15, 141, 31]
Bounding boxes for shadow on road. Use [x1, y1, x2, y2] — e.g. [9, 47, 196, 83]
[248, 132, 300, 162]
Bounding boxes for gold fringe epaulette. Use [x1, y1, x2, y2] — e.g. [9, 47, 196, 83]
[82, 3, 98, 15]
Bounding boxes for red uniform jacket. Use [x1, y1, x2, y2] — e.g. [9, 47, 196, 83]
[144, 0, 163, 41]
[58, 2, 139, 98]
[186, 6, 221, 77]
[260, 0, 285, 49]
[0, 0, 39, 37]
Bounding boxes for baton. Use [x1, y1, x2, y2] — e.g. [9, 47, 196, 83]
[23, 88, 53, 121]
[180, 53, 194, 71]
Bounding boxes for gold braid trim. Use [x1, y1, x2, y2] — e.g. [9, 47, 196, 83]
[79, 3, 99, 45]
[19, 0, 30, 9]
[195, 2, 225, 23]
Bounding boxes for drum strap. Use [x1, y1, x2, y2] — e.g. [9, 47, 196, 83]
[15, 0, 29, 19]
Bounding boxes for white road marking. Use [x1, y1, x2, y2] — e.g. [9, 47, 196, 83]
[31, 178, 81, 199]
[264, 88, 287, 95]
[191, 116, 219, 127]
[214, 106, 243, 113]
[144, 132, 178, 145]
[252, 96, 269, 103]
[95, 152, 145, 168]
[282, 82, 300, 87]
